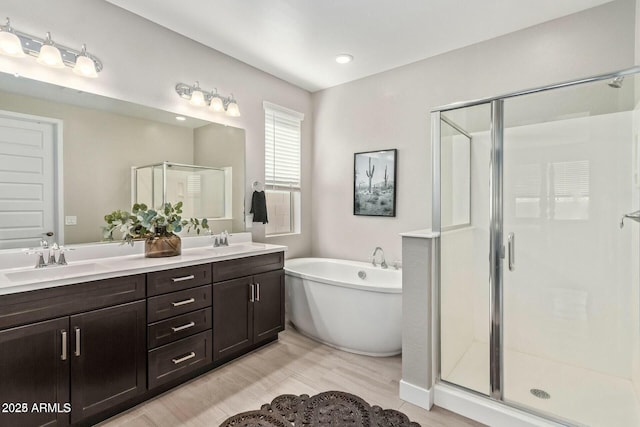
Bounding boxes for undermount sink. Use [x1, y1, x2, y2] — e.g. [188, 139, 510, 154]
[190, 244, 262, 257]
[4, 263, 108, 283]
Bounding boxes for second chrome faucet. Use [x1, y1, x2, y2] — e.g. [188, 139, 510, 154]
[371, 246, 388, 269]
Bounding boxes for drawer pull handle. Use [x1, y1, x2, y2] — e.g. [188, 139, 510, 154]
[171, 321, 196, 332]
[171, 274, 195, 283]
[61, 330, 67, 361]
[172, 351, 196, 364]
[74, 327, 81, 357]
[256, 282, 260, 302]
[172, 297, 196, 307]
[249, 283, 255, 302]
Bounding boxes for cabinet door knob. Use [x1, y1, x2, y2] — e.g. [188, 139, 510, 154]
[255, 283, 260, 302]
[61, 330, 67, 361]
[74, 327, 81, 357]
[249, 283, 255, 302]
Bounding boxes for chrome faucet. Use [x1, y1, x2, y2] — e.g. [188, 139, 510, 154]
[26, 235, 73, 268]
[371, 247, 388, 269]
[220, 230, 229, 246]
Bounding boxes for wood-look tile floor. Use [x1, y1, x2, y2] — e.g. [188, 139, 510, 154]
[99, 326, 484, 426]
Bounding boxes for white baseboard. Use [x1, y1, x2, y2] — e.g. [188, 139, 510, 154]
[434, 384, 562, 427]
[399, 380, 433, 410]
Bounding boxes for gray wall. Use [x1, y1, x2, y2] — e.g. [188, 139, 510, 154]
[311, 0, 637, 264]
[0, 0, 313, 258]
[311, 0, 638, 391]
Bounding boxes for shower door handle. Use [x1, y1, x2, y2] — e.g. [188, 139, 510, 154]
[507, 232, 515, 272]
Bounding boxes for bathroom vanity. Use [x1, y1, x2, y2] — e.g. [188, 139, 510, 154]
[0, 240, 285, 427]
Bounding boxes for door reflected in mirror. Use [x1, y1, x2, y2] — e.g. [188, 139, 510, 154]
[0, 73, 246, 248]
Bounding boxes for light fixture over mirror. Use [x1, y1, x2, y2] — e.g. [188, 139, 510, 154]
[176, 82, 241, 117]
[0, 18, 25, 58]
[0, 17, 103, 77]
[37, 32, 64, 68]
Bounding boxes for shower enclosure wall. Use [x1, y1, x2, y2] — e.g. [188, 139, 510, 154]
[131, 161, 232, 225]
[432, 67, 640, 426]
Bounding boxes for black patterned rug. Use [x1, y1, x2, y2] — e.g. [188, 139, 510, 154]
[219, 390, 421, 426]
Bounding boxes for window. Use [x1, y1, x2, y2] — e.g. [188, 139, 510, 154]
[263, 102, 304, 236]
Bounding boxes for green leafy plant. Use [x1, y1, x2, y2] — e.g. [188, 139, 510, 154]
[103, 202, 209, 246]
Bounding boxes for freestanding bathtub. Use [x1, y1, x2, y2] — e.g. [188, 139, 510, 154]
[284, 258, 402, 357]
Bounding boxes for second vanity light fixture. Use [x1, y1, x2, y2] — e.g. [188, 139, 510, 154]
[0, 17, 103, 78]
[175, 82, 241, 117]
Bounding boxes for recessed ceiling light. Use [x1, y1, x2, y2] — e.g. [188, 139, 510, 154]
[335, 54, 353, 64]
[175, 116, 186, 121]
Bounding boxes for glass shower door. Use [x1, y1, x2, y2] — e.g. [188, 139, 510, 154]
[438, 103, 492, 395]
[501, 75, 640, 426]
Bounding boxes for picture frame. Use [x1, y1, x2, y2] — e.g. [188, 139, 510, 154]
[353, 149, 397, 217]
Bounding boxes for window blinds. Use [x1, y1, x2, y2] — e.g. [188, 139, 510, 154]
[264, 102, 304, 190]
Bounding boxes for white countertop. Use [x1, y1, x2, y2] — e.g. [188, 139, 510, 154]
[399, 228, 440, 238]
[0, 235, 286, 296]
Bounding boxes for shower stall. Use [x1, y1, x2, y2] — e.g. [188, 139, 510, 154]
[432, 67, 640, 426]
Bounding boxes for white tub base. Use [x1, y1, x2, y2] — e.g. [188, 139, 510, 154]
[285, 258, 402, 357]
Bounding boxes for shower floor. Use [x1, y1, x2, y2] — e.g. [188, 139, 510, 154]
[444, 341, 640, 426]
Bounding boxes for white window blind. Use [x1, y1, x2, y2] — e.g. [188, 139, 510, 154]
[264, 102, 304, 190]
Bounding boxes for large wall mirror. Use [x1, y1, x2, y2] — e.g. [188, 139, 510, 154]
[0, 72, 245, 249]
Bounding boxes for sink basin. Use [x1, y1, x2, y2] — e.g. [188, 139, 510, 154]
[4, 263, 107, 283]
[188, 244, 262, 257]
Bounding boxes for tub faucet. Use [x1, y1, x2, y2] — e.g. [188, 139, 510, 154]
[371, 247, 388, 269]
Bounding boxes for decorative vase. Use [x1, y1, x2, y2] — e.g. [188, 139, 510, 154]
[145, 225, 181, 258]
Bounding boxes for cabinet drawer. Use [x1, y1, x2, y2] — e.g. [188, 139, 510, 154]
[0, 274, 145, 330]
[147, 264, 211, 296]
[212, 252, 284, 282]
[148, 308, 211, 349]
[147, 285, 212, 323]
[148, 330, 212, 389]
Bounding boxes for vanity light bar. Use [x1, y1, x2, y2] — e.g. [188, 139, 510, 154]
[0, 17, 103, 76]
[175, 82, 240, 117]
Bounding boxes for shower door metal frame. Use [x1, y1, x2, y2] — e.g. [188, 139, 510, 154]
[431, 65, 640, 423]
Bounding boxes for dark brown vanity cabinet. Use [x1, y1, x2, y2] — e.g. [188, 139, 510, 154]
[0, 275, 146, 427]
[212, 253, 285, 362]
[0, 317, 69, 427]
[146, 264, 213, 390]
[69, 301, 146, 423]
[0, 251, 285, 426]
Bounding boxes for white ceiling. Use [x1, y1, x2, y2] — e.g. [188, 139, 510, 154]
[105, 0, 613, 92]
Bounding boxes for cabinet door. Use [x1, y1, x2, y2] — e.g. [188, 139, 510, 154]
[252, 270, 285, 343]
[0, 317, 69, 427]
[69, 300, 146, 423]
[213, 277, 253, 361]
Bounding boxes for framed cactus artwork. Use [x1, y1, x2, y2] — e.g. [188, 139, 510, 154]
[353, 149, 397, 217]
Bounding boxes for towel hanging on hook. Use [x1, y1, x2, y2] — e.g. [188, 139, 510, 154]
[250, 182, 268, 224]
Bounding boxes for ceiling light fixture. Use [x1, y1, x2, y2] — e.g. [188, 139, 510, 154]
[175, 116, 186, 121]
[176, 82, 241, 117]
[0, 17, 103, 77]
[335, 53, 353, 64]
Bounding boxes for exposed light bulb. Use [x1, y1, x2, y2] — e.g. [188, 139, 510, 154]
[37, 32, 64, 68]
[0, 19, 25, 58]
